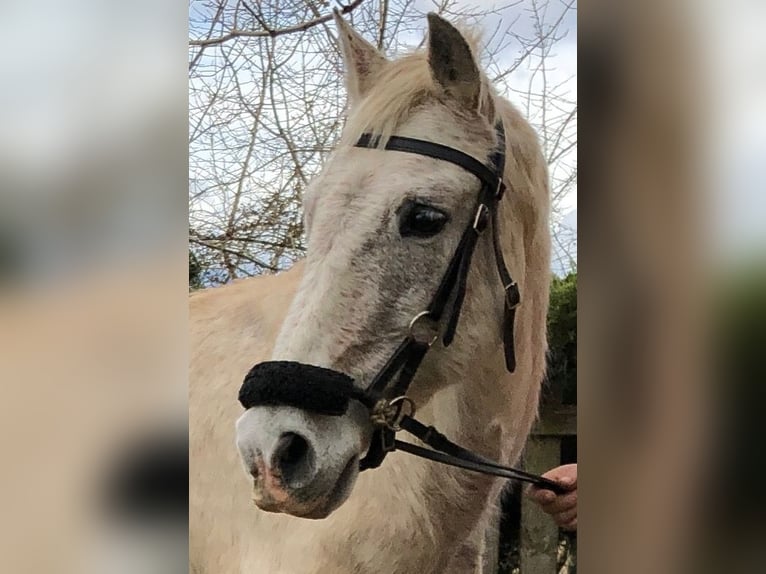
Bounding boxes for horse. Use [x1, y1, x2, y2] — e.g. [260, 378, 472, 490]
[190, 12, 551, 574]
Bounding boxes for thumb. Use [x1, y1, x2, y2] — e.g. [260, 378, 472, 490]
[556, 475, 576, 489]
[541, 464, 577, 489]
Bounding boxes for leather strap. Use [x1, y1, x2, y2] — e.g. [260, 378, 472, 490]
[441, 222, 480, 346]
[393, 439, 567, 493]
[359, 339, 430, 470]
[491, 205, 520, 372]
[389, 340, 431, 398]
[365, 336, 420, 395]
[355, 133, 500, 191]
[396, 415, 565, 492]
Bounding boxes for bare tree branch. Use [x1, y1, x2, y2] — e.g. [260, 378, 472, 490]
[189, 0, 577, 285]
[190, 0, 366, 47]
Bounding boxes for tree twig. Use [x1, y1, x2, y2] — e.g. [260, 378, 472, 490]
[189, 0, 366, 47]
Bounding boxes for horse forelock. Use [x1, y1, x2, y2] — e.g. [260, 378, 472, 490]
[339, 38, 496, 148]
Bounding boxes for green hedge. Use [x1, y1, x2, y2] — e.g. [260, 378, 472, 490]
[547, 272, 577, 403]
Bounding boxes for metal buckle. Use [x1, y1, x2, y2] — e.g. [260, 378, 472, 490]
[504, 281, 520, 309]
[495, 180, 506, 201]
[472, 203, 489, 231]
[408, 311, 439, 346]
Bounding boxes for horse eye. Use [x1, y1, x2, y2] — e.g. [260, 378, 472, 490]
[398, 202, 450, 238]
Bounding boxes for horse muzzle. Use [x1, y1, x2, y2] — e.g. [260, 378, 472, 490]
[235, 393, 369, 518]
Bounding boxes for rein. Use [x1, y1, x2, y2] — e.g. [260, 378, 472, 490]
[239, 121, 566, 495]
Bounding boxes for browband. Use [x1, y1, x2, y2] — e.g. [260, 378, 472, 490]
[355, 133, 501, 192]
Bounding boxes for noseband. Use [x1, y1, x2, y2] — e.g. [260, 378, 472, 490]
[239, 121, 565, 494]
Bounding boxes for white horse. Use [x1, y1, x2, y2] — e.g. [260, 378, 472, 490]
[190, 13, 551, 574]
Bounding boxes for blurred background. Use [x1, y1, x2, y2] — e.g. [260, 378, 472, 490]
[579, 1, 765, 573]
[0, 0, 763, 572]
[0, 1, 188, 573]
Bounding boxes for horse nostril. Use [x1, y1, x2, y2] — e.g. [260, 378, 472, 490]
[272, 432, 315, 489]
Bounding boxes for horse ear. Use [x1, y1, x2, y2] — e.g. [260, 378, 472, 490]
[426, 13, 480, 109]
[333, 11, 387, 105]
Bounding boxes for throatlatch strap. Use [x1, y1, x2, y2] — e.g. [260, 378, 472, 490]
[491, 206, 520, 372]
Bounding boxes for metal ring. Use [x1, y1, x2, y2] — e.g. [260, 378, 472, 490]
[386, 396, 416, 431]
[504, 281, 521, 309]
[495, 180, 506, 200]
[408, 311, 439, 346]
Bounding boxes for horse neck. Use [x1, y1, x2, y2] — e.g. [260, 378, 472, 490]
[342, 365, 510, 540]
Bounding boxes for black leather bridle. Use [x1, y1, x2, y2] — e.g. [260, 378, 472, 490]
[239, 121, 565, 494]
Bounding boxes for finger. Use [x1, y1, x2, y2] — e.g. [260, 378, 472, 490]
[541, 464, 577, 488]
[545, 474, 576, 492]
[555, 475, 577, 490]
[561, 516, 577, 532]
[553, 507, 577, 528]
[528, 488, 557, 505]
[538, 490, 577, 515]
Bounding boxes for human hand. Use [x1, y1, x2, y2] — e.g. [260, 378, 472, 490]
[526, 463, 577, 531]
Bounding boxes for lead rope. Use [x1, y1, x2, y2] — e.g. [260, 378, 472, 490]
[364, 395, 566, 493]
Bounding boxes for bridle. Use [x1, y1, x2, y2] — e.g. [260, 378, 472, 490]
[239, 121, 566, 494]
